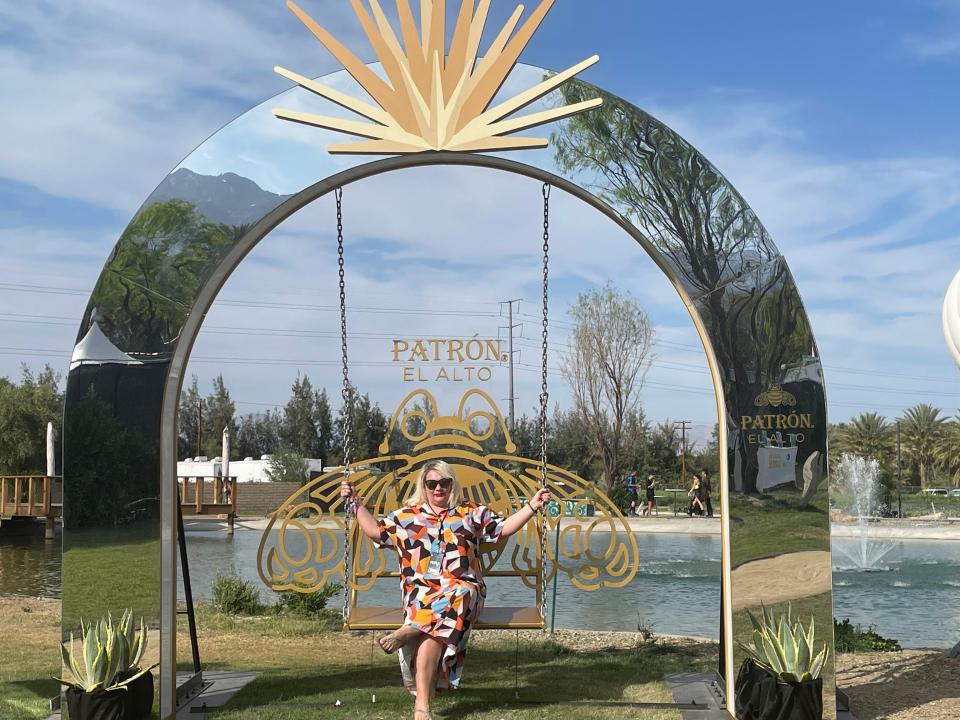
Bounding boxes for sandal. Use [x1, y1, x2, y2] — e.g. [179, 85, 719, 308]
[414, 710, 434, 720]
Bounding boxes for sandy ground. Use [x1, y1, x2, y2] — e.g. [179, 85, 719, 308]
[837, 650, 960, 720]
[729, 551, 833, 609]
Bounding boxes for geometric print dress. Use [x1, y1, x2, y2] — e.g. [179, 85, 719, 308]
[376, 501, 506, 692]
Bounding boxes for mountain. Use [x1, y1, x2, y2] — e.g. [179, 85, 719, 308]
[144, 168, 292, 226]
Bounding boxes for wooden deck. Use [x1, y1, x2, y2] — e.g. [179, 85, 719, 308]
[0, 475, 62, 537]
[179, 476, 238, 533]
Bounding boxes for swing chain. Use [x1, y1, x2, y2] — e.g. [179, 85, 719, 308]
[337, 186, 355, 622]
[539, 182, 551, 622]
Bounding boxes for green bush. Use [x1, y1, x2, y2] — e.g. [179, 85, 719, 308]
[275, 582, 343, 618]
[212, 567, 264, 616]
[834, 618, 901, 653]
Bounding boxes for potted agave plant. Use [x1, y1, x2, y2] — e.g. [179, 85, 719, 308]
[735, 605, 829, 720]
[58, 609, 156, 720]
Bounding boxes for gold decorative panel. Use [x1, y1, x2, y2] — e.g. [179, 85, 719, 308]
[257, 388, 638, 595]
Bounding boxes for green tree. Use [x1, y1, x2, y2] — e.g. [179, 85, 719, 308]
[934, 416, 960, 488]
[280, 375, 332, 461]
[690, 423, 721, 477]
[331, 387, 389, 464]
[647, 421, 681, 485]
[0, 365, 63, 474]
[264, 447, 309, 484]
[560, 282, 654, 493]
[235, 410, 283, 460]
[178, 376, 202, 460]
[835, 412, 897, 504]
[203, 374, 236, 458]
[553, 82, 816, 493]
[899, 404, 948, 489]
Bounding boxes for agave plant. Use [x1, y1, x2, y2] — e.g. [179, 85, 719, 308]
[58, 609, 155, 693]
[738, 604, 829, 683]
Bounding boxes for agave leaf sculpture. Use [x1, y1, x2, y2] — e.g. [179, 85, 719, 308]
[738, 604, 829, 683]
[58, 609, 156, 693]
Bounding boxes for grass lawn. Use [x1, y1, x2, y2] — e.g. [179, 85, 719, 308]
[176, 605, 717, 719]
[732, 592, 836, 720]
[0, 597, 60, 720]
[727, 490, 831, 567]
[61, 522, 160, 631]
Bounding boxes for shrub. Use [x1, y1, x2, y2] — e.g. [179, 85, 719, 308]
[275, 582, 343, 618]
[834, 618, 901, 653]
[212, 567, 264, 615]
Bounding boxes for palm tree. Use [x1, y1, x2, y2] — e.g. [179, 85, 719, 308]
[898, 404, 948, 489]
[836, 413, 897, 506]
[836, 413, 895, 464]
[934, 415, 960, 488]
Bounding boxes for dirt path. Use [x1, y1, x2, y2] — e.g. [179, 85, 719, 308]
[730, 551, 832, 609]
[837, 650, 960, 719]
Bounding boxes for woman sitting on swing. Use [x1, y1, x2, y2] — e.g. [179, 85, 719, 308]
[340, 459, 552, 720]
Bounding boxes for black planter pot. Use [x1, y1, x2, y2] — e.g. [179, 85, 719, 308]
[64, 670, 154, 720]
[734, 658, 823, 720]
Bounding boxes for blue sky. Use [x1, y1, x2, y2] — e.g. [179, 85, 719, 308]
[2, 0, 959, 447]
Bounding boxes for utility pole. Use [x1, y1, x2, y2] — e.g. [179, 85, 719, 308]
[196, 398, 203, 458]
[897, 420, 902, 519]
[499, 299, 523, 431]
[676, 420, 692, 485]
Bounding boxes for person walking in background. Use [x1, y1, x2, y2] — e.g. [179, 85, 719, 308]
[625, 470, 639, 516]
[687, 476, 704, 517]
[700, 470, 714, 518]
[642, 473, 656, 517]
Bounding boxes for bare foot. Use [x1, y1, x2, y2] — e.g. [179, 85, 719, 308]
[378, 625, 419, 654]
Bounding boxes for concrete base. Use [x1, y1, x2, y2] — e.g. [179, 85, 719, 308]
[666, 673, 729, 718]
[667, 673, 857, 719]
[175, 671, 259, 719]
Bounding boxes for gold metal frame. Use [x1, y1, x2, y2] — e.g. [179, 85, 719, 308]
[257, 388, 640, 627]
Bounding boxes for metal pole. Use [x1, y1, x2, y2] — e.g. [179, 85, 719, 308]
[550, 508, 561, 633]
[500, 299, 522, 432]
[196, 399, 202, 458]
[897, 421, 902, 518]
[508, 300, 516, 431]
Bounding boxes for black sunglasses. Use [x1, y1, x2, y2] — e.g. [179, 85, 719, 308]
[424, 478, 453, 490]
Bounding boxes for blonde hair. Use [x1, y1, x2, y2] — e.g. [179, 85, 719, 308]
[408, 459, 463, 508]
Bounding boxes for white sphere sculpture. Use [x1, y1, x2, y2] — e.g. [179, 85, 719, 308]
[945, 269, 960, 369]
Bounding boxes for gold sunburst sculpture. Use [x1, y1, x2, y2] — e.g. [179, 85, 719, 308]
[273, 0, 603, 154]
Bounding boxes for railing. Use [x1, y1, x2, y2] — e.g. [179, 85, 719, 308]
[0, 475, 62, 518]
[178, 476, 238, 533]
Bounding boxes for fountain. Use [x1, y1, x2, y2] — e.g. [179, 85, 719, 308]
[833, 453, 899, 571]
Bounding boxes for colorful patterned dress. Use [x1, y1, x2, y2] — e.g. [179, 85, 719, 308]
[376, 501, 505, 692]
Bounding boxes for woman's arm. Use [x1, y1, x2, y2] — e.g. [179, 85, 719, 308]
[500, 487, 552, 539]
[340, 479, 381, 540]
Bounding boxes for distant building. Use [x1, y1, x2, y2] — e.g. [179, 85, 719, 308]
[177, 455, 326, 483]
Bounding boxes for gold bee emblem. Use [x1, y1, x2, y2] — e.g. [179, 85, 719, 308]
[754, 385, 797, 408]
[272, 0, 602, 154]
[257, 388, 638, 595]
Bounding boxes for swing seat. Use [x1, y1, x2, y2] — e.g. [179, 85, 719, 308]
[345, 542, 546, 631]
[347, 605, 544, 630]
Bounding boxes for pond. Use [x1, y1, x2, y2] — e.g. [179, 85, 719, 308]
[4, 527, 959, 648]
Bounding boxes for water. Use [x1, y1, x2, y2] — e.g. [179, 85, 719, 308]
[4, 528, 959, 648]
[832, 539, 960, 647]
[0, 528, 61, 597]
[833, 454, 898, 571]
[180, 529, 723, 639]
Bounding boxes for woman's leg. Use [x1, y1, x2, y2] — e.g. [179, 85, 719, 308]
[379, 623, 422, 653]
[414, 636, 445, 714]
